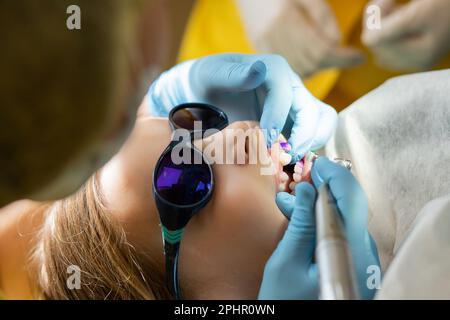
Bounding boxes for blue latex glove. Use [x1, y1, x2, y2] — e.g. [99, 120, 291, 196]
[259, 182, 319, 299]
[259, 157, 380, 300]
[147, 53, 337, 160]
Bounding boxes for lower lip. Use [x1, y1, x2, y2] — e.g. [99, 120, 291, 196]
[268, 146, 283, 188]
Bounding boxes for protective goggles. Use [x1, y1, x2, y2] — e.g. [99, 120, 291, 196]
[152, 103, 229, 299]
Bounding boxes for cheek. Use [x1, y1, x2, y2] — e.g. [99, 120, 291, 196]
[179, 167, 287, 291]
[217, 180, 286, 248]
[207, 166, 285, 250]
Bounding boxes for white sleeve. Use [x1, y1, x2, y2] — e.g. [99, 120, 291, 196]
[376, 195, 450, 299]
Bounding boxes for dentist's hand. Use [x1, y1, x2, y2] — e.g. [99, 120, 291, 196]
[147, 54, 337, 160]
[362, 0, 450, 71]
[236, 0, 364, 77]
[311, 157, 380, 299]
[259, 157, 380, 300]
[259, 182, 319, 299]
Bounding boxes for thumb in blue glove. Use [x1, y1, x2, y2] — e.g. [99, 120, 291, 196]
[258, 183, 319, 300]
[191, 54, 292, 145]
[147, 54, 268, 118]
[260, 157, 381, 300]
[190, 55, 268, 95]
[311, 157, 381, 300]
[147, 54, 337, 160]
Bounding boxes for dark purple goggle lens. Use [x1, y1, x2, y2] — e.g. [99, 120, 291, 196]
[171, 106, 228, 132]
[155, 150, 212, 206]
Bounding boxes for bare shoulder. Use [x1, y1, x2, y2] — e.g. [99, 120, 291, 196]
[0, 201, 44, 245]
[0, 200, 46, 299]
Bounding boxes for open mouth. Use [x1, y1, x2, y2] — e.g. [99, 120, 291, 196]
[269, 135, 315, 194]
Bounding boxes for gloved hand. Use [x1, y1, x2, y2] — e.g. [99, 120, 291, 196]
[259, 157, 380, 300]
[147, 53, 337, 160]
[362, 0, 450, 71]
[258, 182, 319, 299]
[236, 0, 364, 77]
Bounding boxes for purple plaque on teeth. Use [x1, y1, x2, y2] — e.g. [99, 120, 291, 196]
[280, 142, 291, 152]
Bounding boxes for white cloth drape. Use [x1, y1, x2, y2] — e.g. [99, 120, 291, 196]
[324, 69, 450, 298]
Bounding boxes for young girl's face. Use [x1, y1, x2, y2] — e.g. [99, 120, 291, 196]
[100, 114, 289, 299]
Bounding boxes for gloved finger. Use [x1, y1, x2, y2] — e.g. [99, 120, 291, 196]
[302, 263, 319, 298]
[368, 232, 381, 267]
[311, 157, 358, 197]
[277, 182, 317, 265]
[276, 192, 295, 220]
[362, 0, 396, 47]
[288, 101, 320, 160]
[294, 0, 341, 43]
[193, 55, 267, 92]
[311, 157, 368, 226]
[371, 36, 430, 71]
[268, 16, 317, 77]
[288, 75, 321, 160]
[259, 55, 294, 146]
[292, 16, 362, 75]
[320, 46, 365, 69]
[362, 1, 422, 46]
[277, 42, 312, 78]
[309, 100, 337, 151]
[296, 14, 341, 73]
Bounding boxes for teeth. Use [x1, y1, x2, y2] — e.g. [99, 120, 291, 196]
[278, 183, 286, 192]
[280, 141, 291, 152]
[279, 171, 289, 182]
[294, 161, 304, 174]
[289, 181, 296, 191]
[279, 152, 292, 166]
[293, 173, 301, 183]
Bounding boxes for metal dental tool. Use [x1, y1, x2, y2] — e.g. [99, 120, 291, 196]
[315, 158, 360, 300]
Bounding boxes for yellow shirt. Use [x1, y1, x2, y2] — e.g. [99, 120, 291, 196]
[178, 0, 450, 111]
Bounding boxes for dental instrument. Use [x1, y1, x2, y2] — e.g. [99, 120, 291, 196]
[314, 157, 360, 300]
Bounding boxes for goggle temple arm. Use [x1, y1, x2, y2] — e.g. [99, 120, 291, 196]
[161, 226, 185, 300]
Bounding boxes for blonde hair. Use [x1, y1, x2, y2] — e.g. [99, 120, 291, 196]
[0, 0, 141, 205]
[30, 174, 170, 299]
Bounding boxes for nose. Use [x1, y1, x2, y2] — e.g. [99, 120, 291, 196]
[193, 121, 266, 165]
